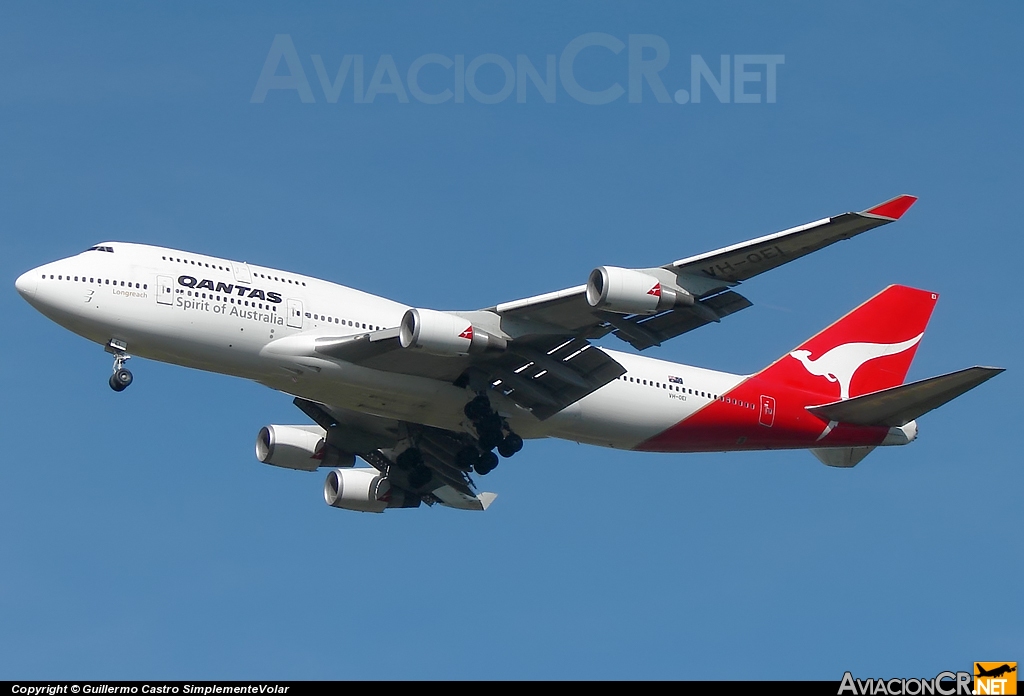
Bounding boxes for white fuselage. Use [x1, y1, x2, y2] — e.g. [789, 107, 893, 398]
[17, 243, 745, 450]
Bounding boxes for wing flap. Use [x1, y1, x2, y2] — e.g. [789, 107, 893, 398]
[429, 485, 497, 511]
[482, 335, 626, 420]
[605, 289, 752, 350]
[806, 366, 1003, 427]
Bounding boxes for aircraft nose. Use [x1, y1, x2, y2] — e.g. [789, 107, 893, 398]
[15, 269, 38, 299]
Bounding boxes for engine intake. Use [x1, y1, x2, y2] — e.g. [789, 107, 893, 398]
[399, 308, 506, 356]
[256, 424, 328, 471]
[586, 266, 694, 315]
[323, 468, 420, 512]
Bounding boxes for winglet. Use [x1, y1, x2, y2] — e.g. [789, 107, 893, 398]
[863, 194, 918, 220]
[478, 492, 498, 510]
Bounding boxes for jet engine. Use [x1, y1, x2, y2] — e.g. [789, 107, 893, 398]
[256, 425, 324, 471]
[586, 266, 694, 314]
[323, 468, 420, 512]
[399, 308, 506, 356]
[256, 424, 357, 471]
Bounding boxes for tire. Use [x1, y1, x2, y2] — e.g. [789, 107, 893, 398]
[464, 395, 491, 421]
[478, 429, 503, 452]
[476, 451, 498, 475]
[479, 412, 503, 432]
[455, 447, 479, 471]
[497, 438, 516, 458]
[504, 433, 524, 454]
[109, 368, 132, 391]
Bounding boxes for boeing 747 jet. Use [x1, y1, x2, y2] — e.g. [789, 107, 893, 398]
[15, 195, 1002, 512]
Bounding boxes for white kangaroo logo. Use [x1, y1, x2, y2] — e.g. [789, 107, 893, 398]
[788, 333, 923, 400]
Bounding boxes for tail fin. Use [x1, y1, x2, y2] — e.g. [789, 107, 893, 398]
[759, 285, 938, 401]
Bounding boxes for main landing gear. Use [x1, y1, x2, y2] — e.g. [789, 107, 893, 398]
[462, 394, 523, 476]
[394, 447, 433, 489]
[105, 339, 133, 392]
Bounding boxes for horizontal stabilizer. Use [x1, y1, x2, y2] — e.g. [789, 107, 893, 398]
[806, 366, 1004, 427]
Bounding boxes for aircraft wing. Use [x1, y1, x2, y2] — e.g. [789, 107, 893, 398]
[265, 195, 916, 421]
[263, 326, 626, 421]
[294, 398, 496, 511]
[493, 195, 917, 350]
[311, 331, 627, 421]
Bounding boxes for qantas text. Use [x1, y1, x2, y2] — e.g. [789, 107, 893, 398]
[177, 275, 282, 303]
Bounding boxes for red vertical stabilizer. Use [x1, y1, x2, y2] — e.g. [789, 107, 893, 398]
[638, 285, 938, 453]
[758, 284, 937, 402]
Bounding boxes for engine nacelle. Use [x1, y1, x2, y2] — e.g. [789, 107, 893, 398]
[256, 425, 324, 471]
[586, 266, 694, 315]
[399, 308, 506, 356]
[323, 468, 420, 512]
[257, 425, 357, 471]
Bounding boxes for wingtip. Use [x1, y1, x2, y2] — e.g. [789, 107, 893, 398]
[863, 194, 918, 220]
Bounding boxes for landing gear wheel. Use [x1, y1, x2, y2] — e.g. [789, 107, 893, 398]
[475, 451, 498, 475]
[395, 448, 423, 470]
[497, 433, 523, 458]
[456, 447, 479, 472]
[464, 395, 491, 421]
[109, 368, 133, 392]
[478, 412, 502, 432]
[478, 429, 503, 452]
[408, 465, 432, 489]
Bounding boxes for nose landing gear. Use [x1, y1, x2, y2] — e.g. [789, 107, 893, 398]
[106, 339, 133, 392]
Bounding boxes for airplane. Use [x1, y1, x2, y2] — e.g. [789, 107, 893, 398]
[14, 194, 1003, 513]
[976, 664, 1017, 679]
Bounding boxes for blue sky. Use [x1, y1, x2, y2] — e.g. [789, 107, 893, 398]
[2, 2, 1020, 680]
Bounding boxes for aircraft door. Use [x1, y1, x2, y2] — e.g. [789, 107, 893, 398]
[287, 299, 303, 329]
[157, 275, 174, 305]
[759, 395, 776, 427]
[231, 261, 252, 284]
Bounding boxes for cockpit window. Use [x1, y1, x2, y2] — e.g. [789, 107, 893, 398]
[85, 245, 114, 253]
